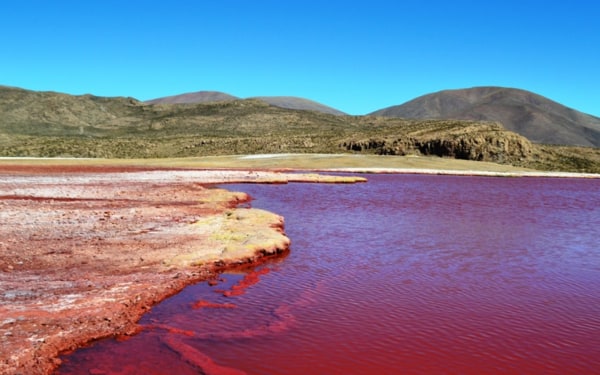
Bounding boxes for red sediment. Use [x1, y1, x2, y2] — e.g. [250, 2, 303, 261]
[0, 164, 161, 174]
[222, 268, 271, 297]
[144, 324, 196, 337]
[192, 300, 237, 309]
[162, 334, 247, 375]
[207, 278, 223, 286]
[0, 165, 291, 375]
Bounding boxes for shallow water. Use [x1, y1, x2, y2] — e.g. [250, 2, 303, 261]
[57, 174, 600, 374]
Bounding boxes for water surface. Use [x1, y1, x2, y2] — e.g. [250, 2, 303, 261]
[58, 174, 600, 374]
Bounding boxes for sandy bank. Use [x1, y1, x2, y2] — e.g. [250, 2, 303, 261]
[0, 167, 362, 375]
[327, 167, 600, 179]
[4, 153, 597, 178]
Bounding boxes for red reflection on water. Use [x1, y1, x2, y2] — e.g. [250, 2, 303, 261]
[57, 175, 600, 374]
[191, 299, 237, 309]
[143, 324, 196, 337]
[221, 268, 270, 297]
[161, 334, 247, 375]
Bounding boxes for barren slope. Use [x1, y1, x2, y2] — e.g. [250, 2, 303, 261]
[145, 91, 238, 104]
[252, 96, 346, 115]
[371, 87, 600, 147]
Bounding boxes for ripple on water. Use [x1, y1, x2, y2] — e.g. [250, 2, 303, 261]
[58, 174, 600, 374]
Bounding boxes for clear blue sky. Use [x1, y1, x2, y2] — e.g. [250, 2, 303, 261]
[1, 1, 598, 115]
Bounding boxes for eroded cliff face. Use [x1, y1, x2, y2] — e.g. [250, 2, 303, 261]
[340, 123, 533, 164]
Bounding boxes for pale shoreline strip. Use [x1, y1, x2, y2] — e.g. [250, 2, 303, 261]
[326, 168, 600, 179]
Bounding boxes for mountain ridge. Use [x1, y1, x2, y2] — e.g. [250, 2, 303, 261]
[145, 91, 238, 105]
[250, 96, 346, 116]
[1, 84, 599, 173]
[370, 86, 600, 147]
[145, 91, 346, 115]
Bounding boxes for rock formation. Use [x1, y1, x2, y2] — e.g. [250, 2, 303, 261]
[341, 123, 533, 164]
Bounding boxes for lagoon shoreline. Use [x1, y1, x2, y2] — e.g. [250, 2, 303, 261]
[0, 158, 597, 374]
[0, 166, 363, 375]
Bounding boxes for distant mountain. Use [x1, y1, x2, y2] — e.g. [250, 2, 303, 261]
[145, 91, 346, 115]
[252, 96, 346, 115]
[371, 87, 600, 147]
[145, 91, 238, 104]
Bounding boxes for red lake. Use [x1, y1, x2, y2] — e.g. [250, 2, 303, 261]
[57, 174, 600, 374]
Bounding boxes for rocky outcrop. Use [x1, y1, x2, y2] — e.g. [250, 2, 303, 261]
[340, 123, 533, 164]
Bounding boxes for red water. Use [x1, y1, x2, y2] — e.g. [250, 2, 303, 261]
[57, 174, 600, 374]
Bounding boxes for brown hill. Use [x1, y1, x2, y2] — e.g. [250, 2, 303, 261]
[0, 85, 532, 162]
[1, 85, 598, 173]
[0, 85, 144, 136]
[371, 87, 600, 147]
[252, 96, 346, 115]
[145, 90, 346, 115]
[145, 91, 238, 104]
